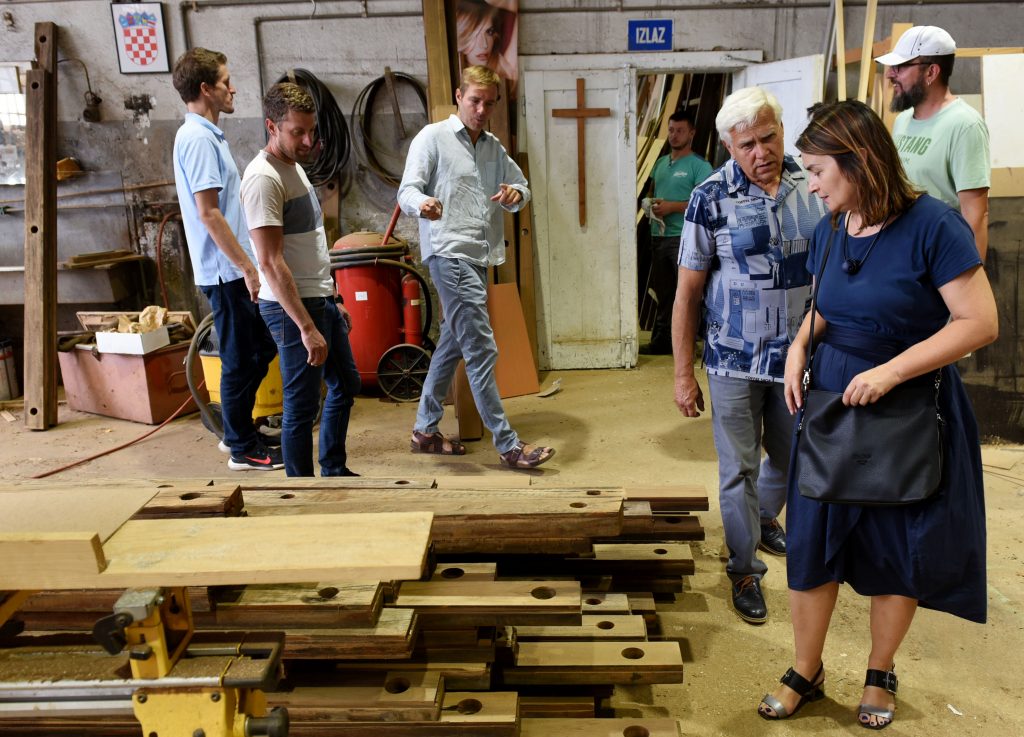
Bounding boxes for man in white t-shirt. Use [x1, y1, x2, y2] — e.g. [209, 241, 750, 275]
[876, 26, 990, 258]
[240, 82, 361, 477]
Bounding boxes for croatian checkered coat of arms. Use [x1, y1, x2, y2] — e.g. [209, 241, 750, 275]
[112, 4, 169, 73]
[118, 10, 159, 66]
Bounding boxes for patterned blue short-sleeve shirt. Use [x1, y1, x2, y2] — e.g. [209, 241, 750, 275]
[679, 154, 827, 382]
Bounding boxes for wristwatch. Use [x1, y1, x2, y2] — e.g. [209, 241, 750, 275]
[333, 294, 344, 305]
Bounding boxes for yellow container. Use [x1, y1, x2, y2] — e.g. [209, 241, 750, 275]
[198, 354, 284, 419]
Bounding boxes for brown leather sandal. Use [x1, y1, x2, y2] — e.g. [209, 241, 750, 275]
[498, 442, 555, 469]
[410, 431, 466, 456]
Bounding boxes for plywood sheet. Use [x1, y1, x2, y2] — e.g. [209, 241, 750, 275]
[0, 512, 432, 589]
[489, 283, 540, 397]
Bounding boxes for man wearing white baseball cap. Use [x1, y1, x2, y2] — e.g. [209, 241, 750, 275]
[876, 25, 990, 258]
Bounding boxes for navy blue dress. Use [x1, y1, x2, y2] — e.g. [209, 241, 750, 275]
[786, 195, 987, 623]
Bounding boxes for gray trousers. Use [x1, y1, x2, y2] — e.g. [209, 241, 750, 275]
[414, 256, 518, 454]
[707, 374, 793, 582]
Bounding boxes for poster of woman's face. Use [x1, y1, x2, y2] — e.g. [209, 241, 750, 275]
[456, 0, 518, 92]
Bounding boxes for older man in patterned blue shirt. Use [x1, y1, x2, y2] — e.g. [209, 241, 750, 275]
[671, 87, 827, 624]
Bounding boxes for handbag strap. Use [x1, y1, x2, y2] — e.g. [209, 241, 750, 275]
[800, 226, 836, 399]
[798, 220, 942, 407]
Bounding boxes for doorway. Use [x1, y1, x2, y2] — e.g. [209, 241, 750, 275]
[635, 72, 728, 345]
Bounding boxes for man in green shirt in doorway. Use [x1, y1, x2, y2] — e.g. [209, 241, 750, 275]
[642, 110, 713, 355]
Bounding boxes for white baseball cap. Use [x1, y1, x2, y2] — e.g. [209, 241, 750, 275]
[875, 26, 956, 65]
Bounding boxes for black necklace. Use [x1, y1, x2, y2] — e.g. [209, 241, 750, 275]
[841, 213, 888, 275]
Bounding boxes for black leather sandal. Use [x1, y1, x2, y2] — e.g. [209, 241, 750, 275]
[858, 665, 897, 730]
[757, 663, 825, 720]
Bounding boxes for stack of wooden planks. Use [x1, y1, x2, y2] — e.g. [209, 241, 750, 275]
[0, 477, 707, 736]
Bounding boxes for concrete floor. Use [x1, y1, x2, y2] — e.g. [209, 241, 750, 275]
[2, 354, 1022, 736]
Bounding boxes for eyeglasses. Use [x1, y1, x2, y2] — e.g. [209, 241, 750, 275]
[890, 61, 932, 73]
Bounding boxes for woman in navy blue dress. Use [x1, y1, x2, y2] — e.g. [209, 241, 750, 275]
[755, 101, 997, 729]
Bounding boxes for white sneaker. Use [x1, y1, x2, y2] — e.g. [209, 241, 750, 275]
[218, 440, 230, 453]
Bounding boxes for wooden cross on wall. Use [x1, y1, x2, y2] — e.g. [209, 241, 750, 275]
[551, 78, 611, 227]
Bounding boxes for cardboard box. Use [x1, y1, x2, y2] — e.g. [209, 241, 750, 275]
[58, 341, 205, 424]
[95, 326, 170, 355]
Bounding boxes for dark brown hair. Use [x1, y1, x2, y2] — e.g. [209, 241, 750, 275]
[262, 82, 315, 123]
[171, 48, 226, 104]
[796, 100, 919, 227]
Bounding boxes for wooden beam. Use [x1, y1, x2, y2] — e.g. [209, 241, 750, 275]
[835, 0, 847, 99]
[421, 0, 452, 116]
[856, 0, 878, 102]
[516, 153, 539, 370]
[23, 22, 59, 430]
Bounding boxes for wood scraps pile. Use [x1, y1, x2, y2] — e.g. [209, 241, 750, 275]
[0, 477, 708, 736]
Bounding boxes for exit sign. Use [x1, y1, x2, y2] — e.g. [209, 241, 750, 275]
[628, 19, 673, 52]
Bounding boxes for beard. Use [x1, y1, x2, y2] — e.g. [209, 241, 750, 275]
[890, 79, 927, 112]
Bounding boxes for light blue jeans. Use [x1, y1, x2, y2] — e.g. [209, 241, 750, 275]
[707, 373, 793, 582]
[414, 256, 518, 454]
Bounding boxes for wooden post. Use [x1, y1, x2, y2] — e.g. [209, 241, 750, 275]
[422, 0, 453, 115]
[23, 22, 58, 430]
[516, 154, 539, 371]
[856, 0, 878, 102]
[835, 0, 847, 100]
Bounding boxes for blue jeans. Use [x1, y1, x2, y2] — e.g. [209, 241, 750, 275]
[259, 296, 361, 476]
[200, 278, 277, 455]
[707, 374, 793, 581]
[414, 256, 518, 453]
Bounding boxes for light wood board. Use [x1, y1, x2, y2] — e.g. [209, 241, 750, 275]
[1, 512, 432, 589]
[520, 718, 682, 737]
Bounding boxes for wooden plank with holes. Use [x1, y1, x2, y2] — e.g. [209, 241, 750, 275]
[622, 484, 709, 511]
[210, 581, 383, 628]
[505, 641, 684, 685]
[270, 671, 443, 723]
[269, 691, 518, 736]
[132, 484, 243, 519]
[615, 502, 705, 541]
[515, 614, 647, 641]
[23, 23, 59, 430]
[520, 718, 683, 737]
[395, 580, 582, 626]
[580, 592, 631, 614]
[244, 487, 623, 540]
[279, 608, 418, 660]
[331, 661, 492, 691]
[432, 562, 498, 582]
[14, 587, 209, 631]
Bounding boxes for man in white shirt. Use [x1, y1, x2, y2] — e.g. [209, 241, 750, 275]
[397, 65, 555, 469]
[241, 82, 360, 477]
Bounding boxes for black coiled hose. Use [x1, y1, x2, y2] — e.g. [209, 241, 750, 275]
[277, 68, 351, 187]
[351, 72, 428, 187]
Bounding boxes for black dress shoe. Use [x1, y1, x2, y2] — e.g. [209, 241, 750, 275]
[732, 575, 767, 624]
[759, 518, 787, 556]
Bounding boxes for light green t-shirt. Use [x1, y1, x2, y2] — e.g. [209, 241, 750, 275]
[650, 152, 713, 237]
[891, 98, 990, 210]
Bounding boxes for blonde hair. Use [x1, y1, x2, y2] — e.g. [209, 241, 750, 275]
[459, 65, 501, 93]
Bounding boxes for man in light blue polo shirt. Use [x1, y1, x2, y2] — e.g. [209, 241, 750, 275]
[172, 48, 281, 471]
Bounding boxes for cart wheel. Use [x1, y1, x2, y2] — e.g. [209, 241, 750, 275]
[377, 344, 431, 402]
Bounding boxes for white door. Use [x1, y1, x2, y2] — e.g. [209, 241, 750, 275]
[733, 55, 824, 154]
[522, 68, 636, 370]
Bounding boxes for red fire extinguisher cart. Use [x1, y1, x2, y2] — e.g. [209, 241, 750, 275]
[331, 231, 433, 402]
